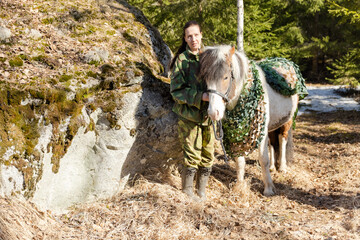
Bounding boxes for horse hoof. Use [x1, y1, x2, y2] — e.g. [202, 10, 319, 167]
[233, 181, 247, 194]
[278, 167, 287, 173]
[263, 188, 275, 196]
[269, 166, 276, 172]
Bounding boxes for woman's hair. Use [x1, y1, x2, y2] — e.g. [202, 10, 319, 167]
[170, 20, 202, 70]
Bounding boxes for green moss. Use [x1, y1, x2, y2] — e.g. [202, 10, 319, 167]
[49, 102, 85, 173]
[18, 54, 29, 60]
[106, 30, 116, 36]
[59, 74, 73, 82]
[0, 0, 168, 197]
[42, 17, 55, 24]
[88, 103, 96, 111]
[123, 30, 137, 43]
[49, 78, 59, 85]
[75, 88, 89, 103]
[88, 25, 97, 33]
[29, 89, 45, 100]
[51, 144, 65, 174]
[0, 87, 42, 197]
[85, 118, 95, 133]
[9, 56, 24, 67]
[102, 101, 116, 113]
[130, 128, 136, 136]
[86, 70, 98, 78]
[32, 55, 46, 62]
[89, 60, 100, 66]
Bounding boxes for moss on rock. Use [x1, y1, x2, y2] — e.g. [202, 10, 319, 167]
[9, 56, 23, 67]
[0, 0, 171, 198]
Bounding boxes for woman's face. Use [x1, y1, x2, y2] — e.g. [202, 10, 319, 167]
[184, 25, 202, 53]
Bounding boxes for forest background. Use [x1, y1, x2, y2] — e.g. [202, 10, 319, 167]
[128, 0, 359, 87]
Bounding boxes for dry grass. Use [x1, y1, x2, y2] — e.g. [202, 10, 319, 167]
[1, 110, 360, 239]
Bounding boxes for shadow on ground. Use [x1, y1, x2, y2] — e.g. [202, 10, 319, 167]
[211, 162, 359, 211]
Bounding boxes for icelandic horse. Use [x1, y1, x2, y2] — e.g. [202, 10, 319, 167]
[198, 45, 302, 195]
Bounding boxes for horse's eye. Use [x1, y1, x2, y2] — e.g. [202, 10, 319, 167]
[224, 77, 228, 80]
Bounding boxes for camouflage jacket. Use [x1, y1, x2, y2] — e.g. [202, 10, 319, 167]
[170, 47, 209, 125]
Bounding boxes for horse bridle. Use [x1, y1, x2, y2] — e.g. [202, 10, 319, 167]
[206, 67, 234, 103]
[205, 66, 235, 164]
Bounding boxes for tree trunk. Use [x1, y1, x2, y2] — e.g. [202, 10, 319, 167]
[237, 0, 244, 52]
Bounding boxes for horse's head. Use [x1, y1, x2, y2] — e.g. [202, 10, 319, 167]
[199, 45, 248, 121]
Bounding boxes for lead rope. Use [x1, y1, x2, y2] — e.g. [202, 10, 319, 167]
[211, 119, 229, 164]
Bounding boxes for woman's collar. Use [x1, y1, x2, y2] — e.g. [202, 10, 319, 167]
[186, 44, 201, 56]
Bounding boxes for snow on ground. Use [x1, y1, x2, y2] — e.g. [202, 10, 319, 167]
[298, 85, 360, 115]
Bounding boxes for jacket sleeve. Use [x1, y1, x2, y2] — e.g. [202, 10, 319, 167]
[170, 58, 203, 109]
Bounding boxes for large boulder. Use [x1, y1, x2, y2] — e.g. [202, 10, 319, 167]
[0, 0, 180, 212]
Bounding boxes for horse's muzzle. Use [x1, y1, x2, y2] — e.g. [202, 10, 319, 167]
[207, 91, 226, 121]
[208, 108, 220, 121]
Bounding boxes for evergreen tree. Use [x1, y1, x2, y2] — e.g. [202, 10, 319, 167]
[127, 0, 297, 59]
[326, 0, 360, 87]
[327, 49, 360, 87]
[127, 0, 359, 84]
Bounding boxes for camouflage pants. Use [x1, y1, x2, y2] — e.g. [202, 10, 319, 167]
[178, 118, 215, 169]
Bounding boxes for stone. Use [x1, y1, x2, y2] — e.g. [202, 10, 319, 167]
[29, 29, 42, 39]
[0, 0, 178, 214]
[0, 26, 11, 41]
[84, 48, 109, 63]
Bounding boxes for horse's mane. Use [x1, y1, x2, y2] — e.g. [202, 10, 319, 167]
[199, 45, 249, 110]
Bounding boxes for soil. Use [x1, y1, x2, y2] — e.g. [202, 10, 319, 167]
[1, 111, 360, 240]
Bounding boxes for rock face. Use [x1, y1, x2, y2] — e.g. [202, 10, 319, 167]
[0, 0, 180, 212]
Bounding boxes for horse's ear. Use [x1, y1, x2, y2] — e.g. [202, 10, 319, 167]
[230, 45, 235, 56]
[226, 46, 236, 64]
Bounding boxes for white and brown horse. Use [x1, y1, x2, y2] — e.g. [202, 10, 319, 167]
[199, 45, 299, 196]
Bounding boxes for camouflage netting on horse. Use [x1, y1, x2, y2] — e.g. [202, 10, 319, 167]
[222, 58, 308, 158]
[258, 57, 308, 100]
[223, 61, 266, 157]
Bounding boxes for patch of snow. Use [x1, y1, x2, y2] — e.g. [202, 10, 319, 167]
[298, 86, 359, 115]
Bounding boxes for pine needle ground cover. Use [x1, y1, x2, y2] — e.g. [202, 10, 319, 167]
[1, 110, 359, 240]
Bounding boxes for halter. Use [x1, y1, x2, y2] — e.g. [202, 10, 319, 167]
[206, 66, 235, 164]
[206, 67, 234, 103]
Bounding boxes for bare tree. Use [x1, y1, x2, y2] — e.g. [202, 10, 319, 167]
[237, 0, 244, 52]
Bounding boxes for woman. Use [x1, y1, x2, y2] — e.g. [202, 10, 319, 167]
[170, 21, 214, 201]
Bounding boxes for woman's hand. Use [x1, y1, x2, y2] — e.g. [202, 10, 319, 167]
[202, 92, 209, 102]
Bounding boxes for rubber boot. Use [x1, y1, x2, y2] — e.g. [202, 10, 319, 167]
[181, 167, 197, 200]
[196, 167, 212, 201]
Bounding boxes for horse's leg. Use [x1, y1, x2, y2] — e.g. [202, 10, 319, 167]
[268, 131, 276, 172]
[234, 155, 247, 192]
[235, 155, 246, 182]
[286, 128, 294, 163]
[278, 120, 292, 172]
[258, 135, 275, 196]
